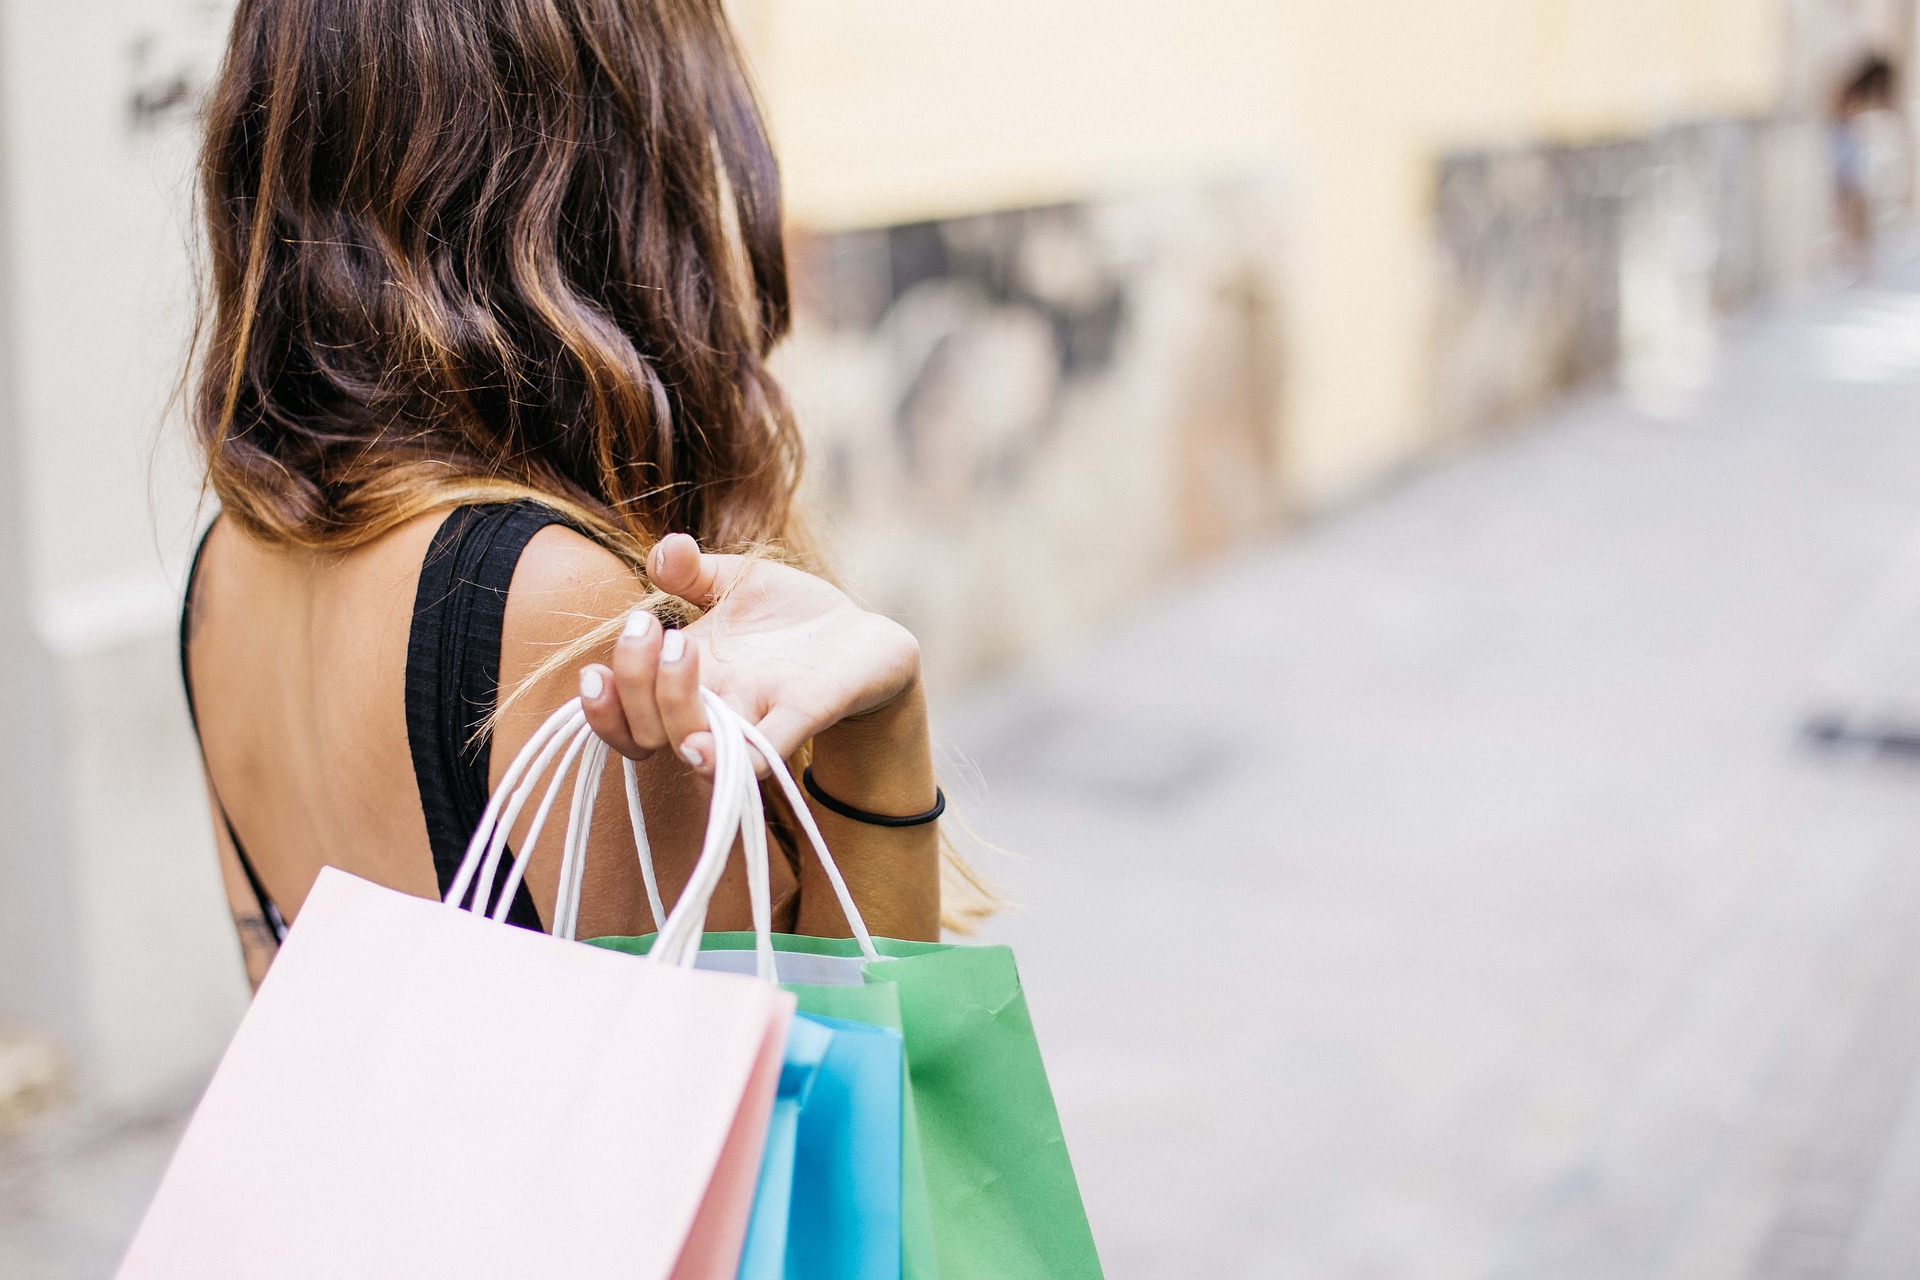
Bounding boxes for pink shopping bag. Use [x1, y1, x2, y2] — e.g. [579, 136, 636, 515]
[119, 869, 791, 1279]
[119, 696, 794, 1280]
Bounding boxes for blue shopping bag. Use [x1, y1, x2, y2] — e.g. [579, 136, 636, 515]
[790, 1014, 904, 1280]
[736, 1012, 905, 1280]
[739, 1017, 833, 1279]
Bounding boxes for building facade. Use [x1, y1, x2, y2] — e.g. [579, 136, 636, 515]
[0, 0, 1887, 1116]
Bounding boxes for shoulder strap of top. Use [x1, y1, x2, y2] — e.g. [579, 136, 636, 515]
[407, 502, 574, 932]
[179, 521, 289, 943]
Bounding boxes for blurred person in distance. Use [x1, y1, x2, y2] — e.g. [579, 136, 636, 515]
[1832, 53, 1904, 278]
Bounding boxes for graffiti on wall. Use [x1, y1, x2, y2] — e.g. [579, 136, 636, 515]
[779, 186, 1290, 681]
[1431, 119, 1827, 431]
[127, 0, 232, 132]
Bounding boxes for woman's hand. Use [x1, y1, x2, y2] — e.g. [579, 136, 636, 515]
[576, 533, 923, 775]
[580, 532, 943, 941]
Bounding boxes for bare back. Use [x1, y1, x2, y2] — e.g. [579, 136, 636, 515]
[184, 508, 793, 983]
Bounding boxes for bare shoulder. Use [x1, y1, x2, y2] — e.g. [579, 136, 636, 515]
[492, 524, 644, 786]
[504, 524, 647, 646]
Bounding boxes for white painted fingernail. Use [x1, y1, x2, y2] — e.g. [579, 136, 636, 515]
[680, 743, 704, 768]
[661, 630, 686, 662]
[622, 610, 654, 640]
[579, 668, 604, 700]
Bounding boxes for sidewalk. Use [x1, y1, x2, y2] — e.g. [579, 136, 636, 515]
[951, 271, 1920, 1277]
[12, 276, 1920, 1277]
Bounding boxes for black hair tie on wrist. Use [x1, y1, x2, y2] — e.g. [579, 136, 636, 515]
[802, 766, 947, 828]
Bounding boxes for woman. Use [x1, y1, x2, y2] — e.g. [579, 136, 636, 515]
[180, 0, 948, 989]
[1832, 54, 1902, 276]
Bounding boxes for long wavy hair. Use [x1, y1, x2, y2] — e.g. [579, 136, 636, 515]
[191, 0, 995, 929]
[195, 0, 799, 563]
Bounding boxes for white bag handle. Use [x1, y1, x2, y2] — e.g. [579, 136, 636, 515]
[623, 758, 667, 928]
[646, 691, 882, 972]
[445, 685, 886, 971]
[444, 699, 630, 936]
[446, 700, 585, 914]
[727, 704, 882, 963]
[649, 687, 765, 972]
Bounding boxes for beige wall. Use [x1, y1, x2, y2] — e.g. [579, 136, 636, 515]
[1283, 0, 1781, 499]
[735, 0, 1294, 230]
[0, 0, 248, 1111]
[740, 0, 1786, 503]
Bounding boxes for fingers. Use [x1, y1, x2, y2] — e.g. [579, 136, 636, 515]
[654, 627, 714, 775]
[608, 610, 669, 753]
[577, 664, 643, 758]
[649, 532, 742, 609]
[578, 609, 670, 761]
[579, 607, 720, 778]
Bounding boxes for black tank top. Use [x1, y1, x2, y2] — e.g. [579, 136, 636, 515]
[179, 502, 569, 940]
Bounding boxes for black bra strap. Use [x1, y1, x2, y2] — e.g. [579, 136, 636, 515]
[407, 503, 569, 931]
[180, 521, 288, 943]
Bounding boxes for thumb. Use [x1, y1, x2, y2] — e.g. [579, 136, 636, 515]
[648, 533, 745, 609]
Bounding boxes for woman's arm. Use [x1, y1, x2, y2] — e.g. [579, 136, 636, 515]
[798, 681, 940, 940]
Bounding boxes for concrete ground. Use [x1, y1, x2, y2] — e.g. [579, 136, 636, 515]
[953, 272, 1920, 1278]
[0, 1107, 190, 1279]
[11, 276, 1920, 1277]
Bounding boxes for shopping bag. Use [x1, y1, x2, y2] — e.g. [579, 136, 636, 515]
[789, 1013, 904, 1279]
[592, 698, 1103, 1280]
[865, 943, 1096, 1279]
[736, 1013, 904, 1280]
[598, 942, 939, 1280]
[739, 1016, 834, 1279]
[119, 699, 794, 1280]
[791, 984, 937, 1280]
[602, 933, 1098, 1279]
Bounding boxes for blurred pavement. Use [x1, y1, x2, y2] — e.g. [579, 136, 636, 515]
[15, 274, 1920, 1276]
[955, 265, 1920, 1278]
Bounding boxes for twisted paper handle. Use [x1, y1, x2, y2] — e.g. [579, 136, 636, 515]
[446, 688, 884, 975]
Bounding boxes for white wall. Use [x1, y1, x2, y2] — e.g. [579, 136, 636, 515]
[0, 0, 246, 1111]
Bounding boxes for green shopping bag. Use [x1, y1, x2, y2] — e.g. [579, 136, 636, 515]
[593, 935, 940, 1279]
[595, 692, 1103, 1279]
[590, 931, 1102, 1280]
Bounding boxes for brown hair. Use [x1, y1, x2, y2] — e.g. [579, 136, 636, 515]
[194, 0, 799, 561]
[191, 0, 996, 929]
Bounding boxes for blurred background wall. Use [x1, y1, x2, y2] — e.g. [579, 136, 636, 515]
[0, 0, 1904, 1125]
[744, 0, 1823, 678]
